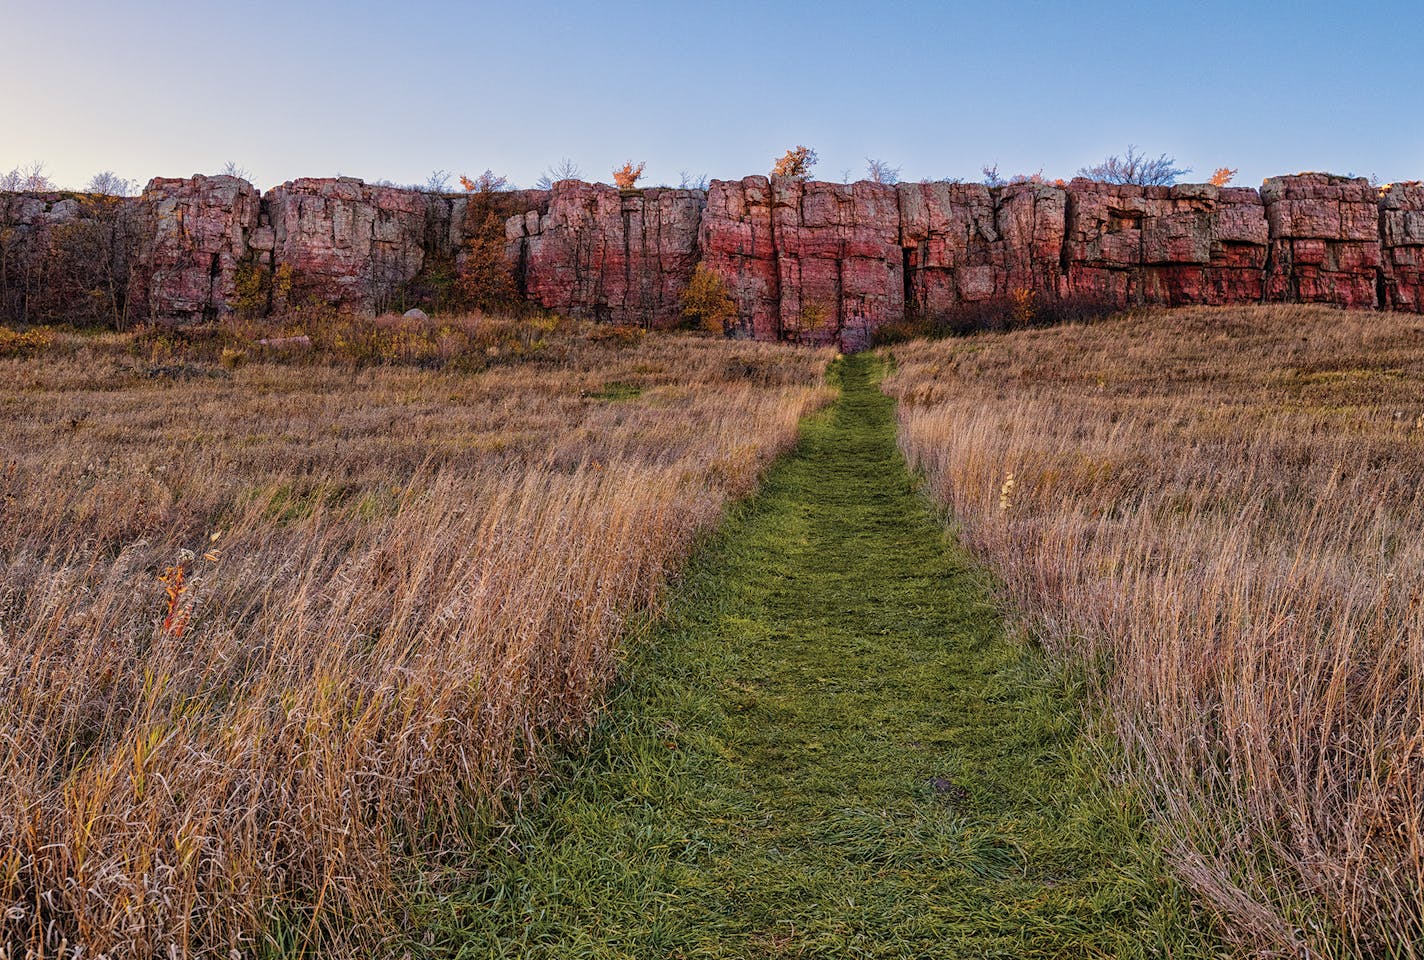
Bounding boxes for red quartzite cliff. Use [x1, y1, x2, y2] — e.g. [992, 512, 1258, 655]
[1062, 181, 1269, 306]
[507, 180, 705, 328]
[1262, 173, 1380, 309]
[1378, 181, 1424, 311]
[2, 170, 1421, 342]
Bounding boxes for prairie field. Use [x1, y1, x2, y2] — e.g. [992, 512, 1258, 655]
[885, 305, 1424, 957]
[0, 314, 831, 957]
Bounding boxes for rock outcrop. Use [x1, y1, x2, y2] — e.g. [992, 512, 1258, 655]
[127, 175, 260, 323]
[0, 191, 139, 324]
[1262, 174, 1380, 309]
[6, 167, 1424, 343]
[261, 178, 440, 313]
[508, 181, 704, 327]
[1379, 182, 1424, 311]
[1062, 181, 1268, 307]
[897, 180, 1065, 316]
[699, 177, 902, 342]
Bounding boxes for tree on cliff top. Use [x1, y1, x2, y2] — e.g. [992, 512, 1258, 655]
[536, 158, 583, 190]
[85, 171, 134, 197]
[772, 146, 818, 180]
[612, 161, 646, 190]
[866, 158, 900, 185]
[0, 162, 55, 192]
[1078, 146, 1189, 186]
[460, 170, 509, 193]
[1209, 167, 1238, 187]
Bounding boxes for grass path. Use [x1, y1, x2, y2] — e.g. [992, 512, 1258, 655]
[414, 355, 1216, 959]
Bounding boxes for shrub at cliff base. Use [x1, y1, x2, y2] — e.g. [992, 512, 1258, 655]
[679, 264, 736, 335]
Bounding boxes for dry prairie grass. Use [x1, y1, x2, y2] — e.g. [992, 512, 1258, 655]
[0, 314, 832, 958]
[885, 304, 1424, 958]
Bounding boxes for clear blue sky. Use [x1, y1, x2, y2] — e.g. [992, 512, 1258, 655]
[3, 0, 1420, 192]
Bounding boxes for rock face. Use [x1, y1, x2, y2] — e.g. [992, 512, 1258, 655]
[128, 175, 260, 323]
[1262, 174, 1380, 309]
[262, 178, 438, 313]
[898, 180, 1065, 317]
[1379, 182, 1424, 311]
[508, 181, 705, 327]
[699, 177, 902, 343]
[7, 168, 1424, 340]
[0, 192, 140, 324]
[698, 177, 780, 339]
[1063, 181, 1269, 307]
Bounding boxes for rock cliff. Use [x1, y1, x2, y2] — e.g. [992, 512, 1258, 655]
[1378, 181, 1424, 311]
[127, 175, 261, 323]
[508, 180, 704, 327]
[1062, 181, 1268, 307]
[2, 169, 1421, 343]
[1262, 174, 1380, 309]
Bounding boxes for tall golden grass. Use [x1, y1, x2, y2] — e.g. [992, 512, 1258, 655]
[885, 305, 1424, 958]
[0, 314, 832, 958]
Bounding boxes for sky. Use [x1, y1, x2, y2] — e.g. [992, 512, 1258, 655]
[3, 0, 1422, 193]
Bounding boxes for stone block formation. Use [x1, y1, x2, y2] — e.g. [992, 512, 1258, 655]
[3, 169, 1423, 344]
[1262, 173, 1381, 309]
[508, 180, 705, 328]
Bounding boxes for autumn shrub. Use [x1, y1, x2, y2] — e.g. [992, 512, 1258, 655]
[232, 260, 293, 320]
[679, 264, 736, 335]
[0, 325, 54, 357]
[455, 189, 519, 312]
[612, 161, 646, 190]
[772, 145, 818, 180]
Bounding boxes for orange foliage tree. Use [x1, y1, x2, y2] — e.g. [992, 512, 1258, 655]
[455, 170, 517, 310]
[612, 161, 646, 189]
[772, 146, 818, 180]
[1209, 167, 1238, 187]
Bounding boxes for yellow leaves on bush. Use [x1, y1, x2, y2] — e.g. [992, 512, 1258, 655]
[0, 327, 53, 358]
[1010, 287, 1036, 327]
[680, 265, 736, 335]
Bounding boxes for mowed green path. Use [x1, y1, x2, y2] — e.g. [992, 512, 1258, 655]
[414, 355, 1215, 959]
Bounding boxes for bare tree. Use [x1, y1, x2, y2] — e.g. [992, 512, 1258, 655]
[424, 169, 453, 192]
[0, 161, 55, 191]
[536, 158, 582, 190]
[458, 169, 509, 193]
[219, 160, 252, 181]
[865, 158, 900, 185]
[678, 170, 708, 191]
[1078, 145, 1189, 186]
[981, 163, 1004, 188]
[85, 171, 134, 196]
